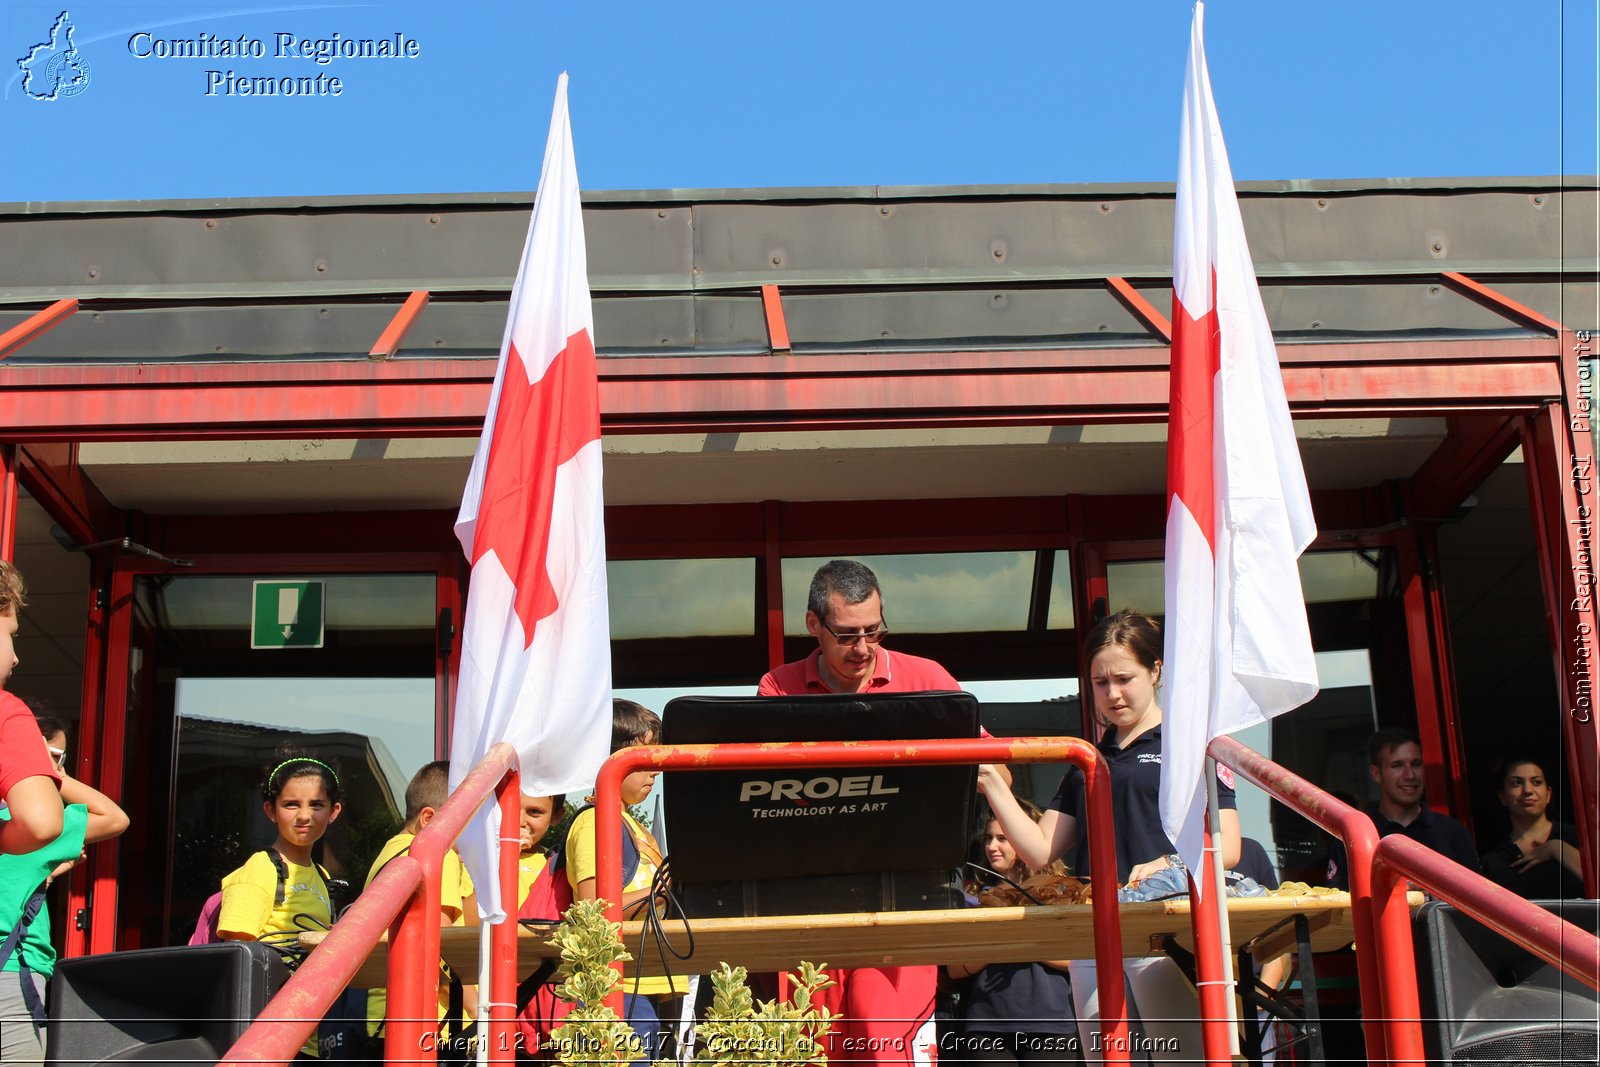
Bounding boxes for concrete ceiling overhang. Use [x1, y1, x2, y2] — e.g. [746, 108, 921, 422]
[78, 417, 1447, 514]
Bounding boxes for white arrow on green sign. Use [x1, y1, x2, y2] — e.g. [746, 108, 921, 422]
[251, 580, 326, 649]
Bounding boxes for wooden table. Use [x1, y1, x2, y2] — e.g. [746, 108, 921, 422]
[304, 893, 1400, 988]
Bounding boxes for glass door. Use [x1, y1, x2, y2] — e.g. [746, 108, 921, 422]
[95, 561, 452, 951]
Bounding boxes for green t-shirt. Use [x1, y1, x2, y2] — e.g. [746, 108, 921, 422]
[0, 802, 88, 977]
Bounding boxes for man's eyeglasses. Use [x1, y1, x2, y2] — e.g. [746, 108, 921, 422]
[47, 746, 67, 771]
[821, 624, 889, 647]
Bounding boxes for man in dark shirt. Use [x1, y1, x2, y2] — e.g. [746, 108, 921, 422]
[1326, 727, 1480, 889]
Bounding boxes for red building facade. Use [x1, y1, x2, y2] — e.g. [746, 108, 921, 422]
[0, 177, 1594, 956]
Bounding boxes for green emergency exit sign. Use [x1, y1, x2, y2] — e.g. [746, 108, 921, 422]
[251, 580, 325, 649]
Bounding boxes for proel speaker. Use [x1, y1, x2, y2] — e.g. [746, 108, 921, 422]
[46, 940, 290, 1066]
[1413, 898, 1599, 1065]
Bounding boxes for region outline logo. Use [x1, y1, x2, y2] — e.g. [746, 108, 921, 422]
[17, 10, 91, 102]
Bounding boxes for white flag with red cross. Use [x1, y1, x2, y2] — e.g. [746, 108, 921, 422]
[449, 73, 612, 921]
[1160, 3, 1320, 890]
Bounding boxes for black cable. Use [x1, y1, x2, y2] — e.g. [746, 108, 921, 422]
[963, 861, 1054, 906]
[622, 858, 696, 1037]
[509, 852, 698, 1055]
[256, 910, 335, 971]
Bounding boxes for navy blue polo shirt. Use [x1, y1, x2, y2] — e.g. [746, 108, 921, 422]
[1049, 721, 1236, 883]
[1324, 805, 1481, 890]
[1481, 822, 1585, 900]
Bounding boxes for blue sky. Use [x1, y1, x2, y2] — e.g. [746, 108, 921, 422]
[1, 1, 1595, 203]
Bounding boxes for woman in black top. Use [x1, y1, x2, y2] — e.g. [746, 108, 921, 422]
[1480, 756, 1585, 900]
[947, 804, 1081, 1065]
[977, 610, 1242, 1064]
[978, 610, 1240, 883]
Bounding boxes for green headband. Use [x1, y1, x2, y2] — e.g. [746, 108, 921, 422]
[270, 757, 339, 789]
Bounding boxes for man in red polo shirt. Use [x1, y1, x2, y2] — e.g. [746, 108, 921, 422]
[758, 560, 1004, 1066]
[758, 559, 957, 699]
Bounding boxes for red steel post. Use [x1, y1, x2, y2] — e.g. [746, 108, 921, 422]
[594, 736, 1132, 1066]
[0, 297, 77, 360]
[761, 284, 792, 352]
[1208, 735, 1395, 1062]
[1105, 276, 1174, 344]
[1075, 738, 1131, 1063]
[1439, 272, 1565, 336]
[369, 289, 431, 360]
[388, 743, 518, 1065]
[490, 768, 522, 1065]
[386, 867, 441, 1064]
[1187, 823, 1232, 1066]
[1528, 390, 1600, 896]
[0, 444, 16, 561]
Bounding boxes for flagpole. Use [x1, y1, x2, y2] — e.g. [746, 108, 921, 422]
[1205, 757, 1240, 1055]
[477, 920, 492, 1067]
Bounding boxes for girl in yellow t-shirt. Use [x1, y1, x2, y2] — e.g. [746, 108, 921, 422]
[219, 752, 342, 1056]
[565, 700, 681, 1061]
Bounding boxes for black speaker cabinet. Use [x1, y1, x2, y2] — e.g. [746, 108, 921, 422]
[1413, 898, 1599, 1065]
[46, 941, 290, 1066]
[678, 867, 966, 918]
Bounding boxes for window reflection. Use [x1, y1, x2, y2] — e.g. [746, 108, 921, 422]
[782, 552, 1035, 634]
[607, 558, 755, 640]
[158, 574, 435, 629]
[1106, 550, 1379, 615]
[1046, 549, 1075, 630]
[1105, 559, 1164, 616]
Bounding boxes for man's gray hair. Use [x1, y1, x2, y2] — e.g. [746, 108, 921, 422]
[807, 559, 883, 622]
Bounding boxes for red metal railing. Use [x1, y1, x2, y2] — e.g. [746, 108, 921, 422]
[1371, 834, 1600, 999]
[218, 742, 521, 1067]
[1208, 735, 1600, 1065]
[1208, 735, 1404, 1063]
[592, 736, 1138, 1066]
[216, 731, 1597, 1067]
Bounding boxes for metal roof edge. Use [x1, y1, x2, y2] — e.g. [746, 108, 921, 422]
[3, 175, 1594, 217]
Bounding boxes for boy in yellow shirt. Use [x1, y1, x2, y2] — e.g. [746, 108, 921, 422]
[516, 792, 564, 908]
[365, 761, 477, 1040]
[564, 699, 680, 1060]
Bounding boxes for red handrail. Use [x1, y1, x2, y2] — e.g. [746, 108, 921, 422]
[1372, 833, 1600, 992]
[1211, 735, 1600, 1065]
[1208, 735, 1402, 1062]
[218, 742, 521, 1067]
[592, 736, 1135, 1066]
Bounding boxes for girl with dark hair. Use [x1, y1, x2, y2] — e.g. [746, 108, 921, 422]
[977, 609, 1242, 1062]
[948, 802, 1082, 1066]
[218, 752, 342, 947]
[979, 610, 1240, 883]
[1480, 756, 1584, 900]
[216, 752, 343, 1058]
